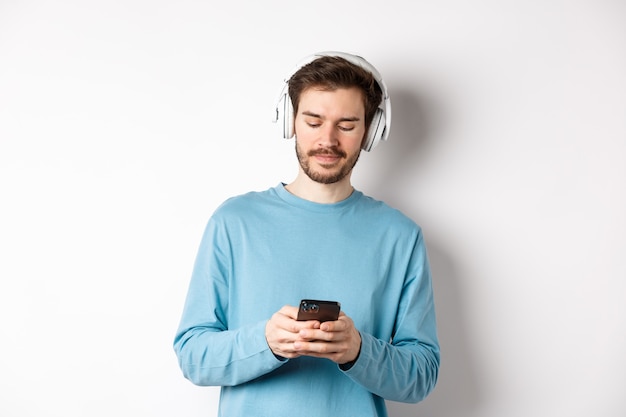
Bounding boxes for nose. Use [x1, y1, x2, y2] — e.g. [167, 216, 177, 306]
[318, 123, 338, 147]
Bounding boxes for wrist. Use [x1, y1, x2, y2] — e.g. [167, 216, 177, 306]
[339, 331, 362, 370]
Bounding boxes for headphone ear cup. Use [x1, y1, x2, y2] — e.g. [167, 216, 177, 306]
[362, 109, 385, 151]
[275, 88, 295, 139]
[285, 97, 295, 139]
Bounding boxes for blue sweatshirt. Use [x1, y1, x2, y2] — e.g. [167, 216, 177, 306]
[174, 184, 439, 416]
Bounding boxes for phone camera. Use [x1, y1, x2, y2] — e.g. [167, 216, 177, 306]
[301, 302, 319, 313]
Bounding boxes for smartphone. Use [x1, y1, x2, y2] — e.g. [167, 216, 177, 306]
[297, 299, 341, 322]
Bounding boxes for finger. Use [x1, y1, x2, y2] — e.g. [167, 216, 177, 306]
[294, 340, 352, 360]
[294, 336, 361, 364]
[298, 328, 341, 342]
[320, 316, 350, 332]
[293, 340, 339, 354]
[272, 312, 319, 335]
[278, 305, 300, 320]
[319, 321, 338, 332]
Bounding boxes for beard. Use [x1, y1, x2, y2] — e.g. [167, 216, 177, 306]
[295, 141, 361, 184]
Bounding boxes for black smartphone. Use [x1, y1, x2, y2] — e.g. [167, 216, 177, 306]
[297, 299, 341, 322]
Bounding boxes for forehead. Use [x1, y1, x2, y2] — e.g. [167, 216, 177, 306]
[297, 87, 365, 118]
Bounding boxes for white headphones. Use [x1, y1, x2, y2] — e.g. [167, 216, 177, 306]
[272, 51, 392, 152]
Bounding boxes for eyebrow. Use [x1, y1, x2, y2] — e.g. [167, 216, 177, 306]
[301, 111, 361, 122]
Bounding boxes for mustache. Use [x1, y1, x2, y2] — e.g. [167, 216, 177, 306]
[307, 147, 347, 158]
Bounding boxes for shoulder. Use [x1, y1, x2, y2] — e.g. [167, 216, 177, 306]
[219, 189, 272, 209]
[355, 192, 421, 231]
[210, 187, 281, 222]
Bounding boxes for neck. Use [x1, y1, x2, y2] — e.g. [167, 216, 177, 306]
[285, 171, 354, 204]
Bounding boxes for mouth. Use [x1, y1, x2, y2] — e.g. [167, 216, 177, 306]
[308, 148, 346, 163]
[313, 153, 342, 164]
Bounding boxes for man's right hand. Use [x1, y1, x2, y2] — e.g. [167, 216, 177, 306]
[265, 305, 320, 359]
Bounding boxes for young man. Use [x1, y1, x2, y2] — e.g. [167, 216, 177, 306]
[173, 52, 440, 416]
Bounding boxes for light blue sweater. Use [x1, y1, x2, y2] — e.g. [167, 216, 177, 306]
[174, 184, 439, 416]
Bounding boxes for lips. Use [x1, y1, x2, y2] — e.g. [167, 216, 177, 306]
[310, 151, 344, 166]
[308, 149, 346, 158]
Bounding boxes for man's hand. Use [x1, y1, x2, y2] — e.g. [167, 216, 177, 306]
[265, 305, 319, 359]
[293, 312, 361, 365]
[265, 306, 361, 365]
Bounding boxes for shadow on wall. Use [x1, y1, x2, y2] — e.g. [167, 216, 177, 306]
[389, 242, 482, 417]
[361, 88, 433, 205]
[365, 90, 483, 417]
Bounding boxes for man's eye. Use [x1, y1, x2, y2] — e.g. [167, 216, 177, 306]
[307, 122, 321, 128]
[338, 125, 355, 132]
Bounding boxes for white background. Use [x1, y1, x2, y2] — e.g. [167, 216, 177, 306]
[1, 1, 624, 416]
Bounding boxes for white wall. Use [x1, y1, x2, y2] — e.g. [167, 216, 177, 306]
[1, 1, 624, 416]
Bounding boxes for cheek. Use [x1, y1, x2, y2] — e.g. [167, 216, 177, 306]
[293, 119, 310, 138]
[346, 130, 367, 149]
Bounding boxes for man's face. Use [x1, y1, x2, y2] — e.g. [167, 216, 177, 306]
[293, 87, 366, 184]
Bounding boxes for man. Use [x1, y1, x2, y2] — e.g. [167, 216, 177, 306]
[173, 51, 440, 416]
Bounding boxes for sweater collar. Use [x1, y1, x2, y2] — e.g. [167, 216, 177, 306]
[275, 183, 362, 212]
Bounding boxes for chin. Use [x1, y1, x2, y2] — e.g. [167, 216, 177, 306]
[306, 168, 351, 185]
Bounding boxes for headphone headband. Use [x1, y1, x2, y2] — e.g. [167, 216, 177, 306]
[272, 51, 391, 151]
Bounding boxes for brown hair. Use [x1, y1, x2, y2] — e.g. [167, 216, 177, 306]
[288, 55, 383, 128]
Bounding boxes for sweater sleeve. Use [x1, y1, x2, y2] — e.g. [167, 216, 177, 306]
[174, 320, 285, 387]
[341, 229, 440, 403]
[173, 216, 286, 386]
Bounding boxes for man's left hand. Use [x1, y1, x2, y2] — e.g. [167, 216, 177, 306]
[293, 312, 362, 365]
